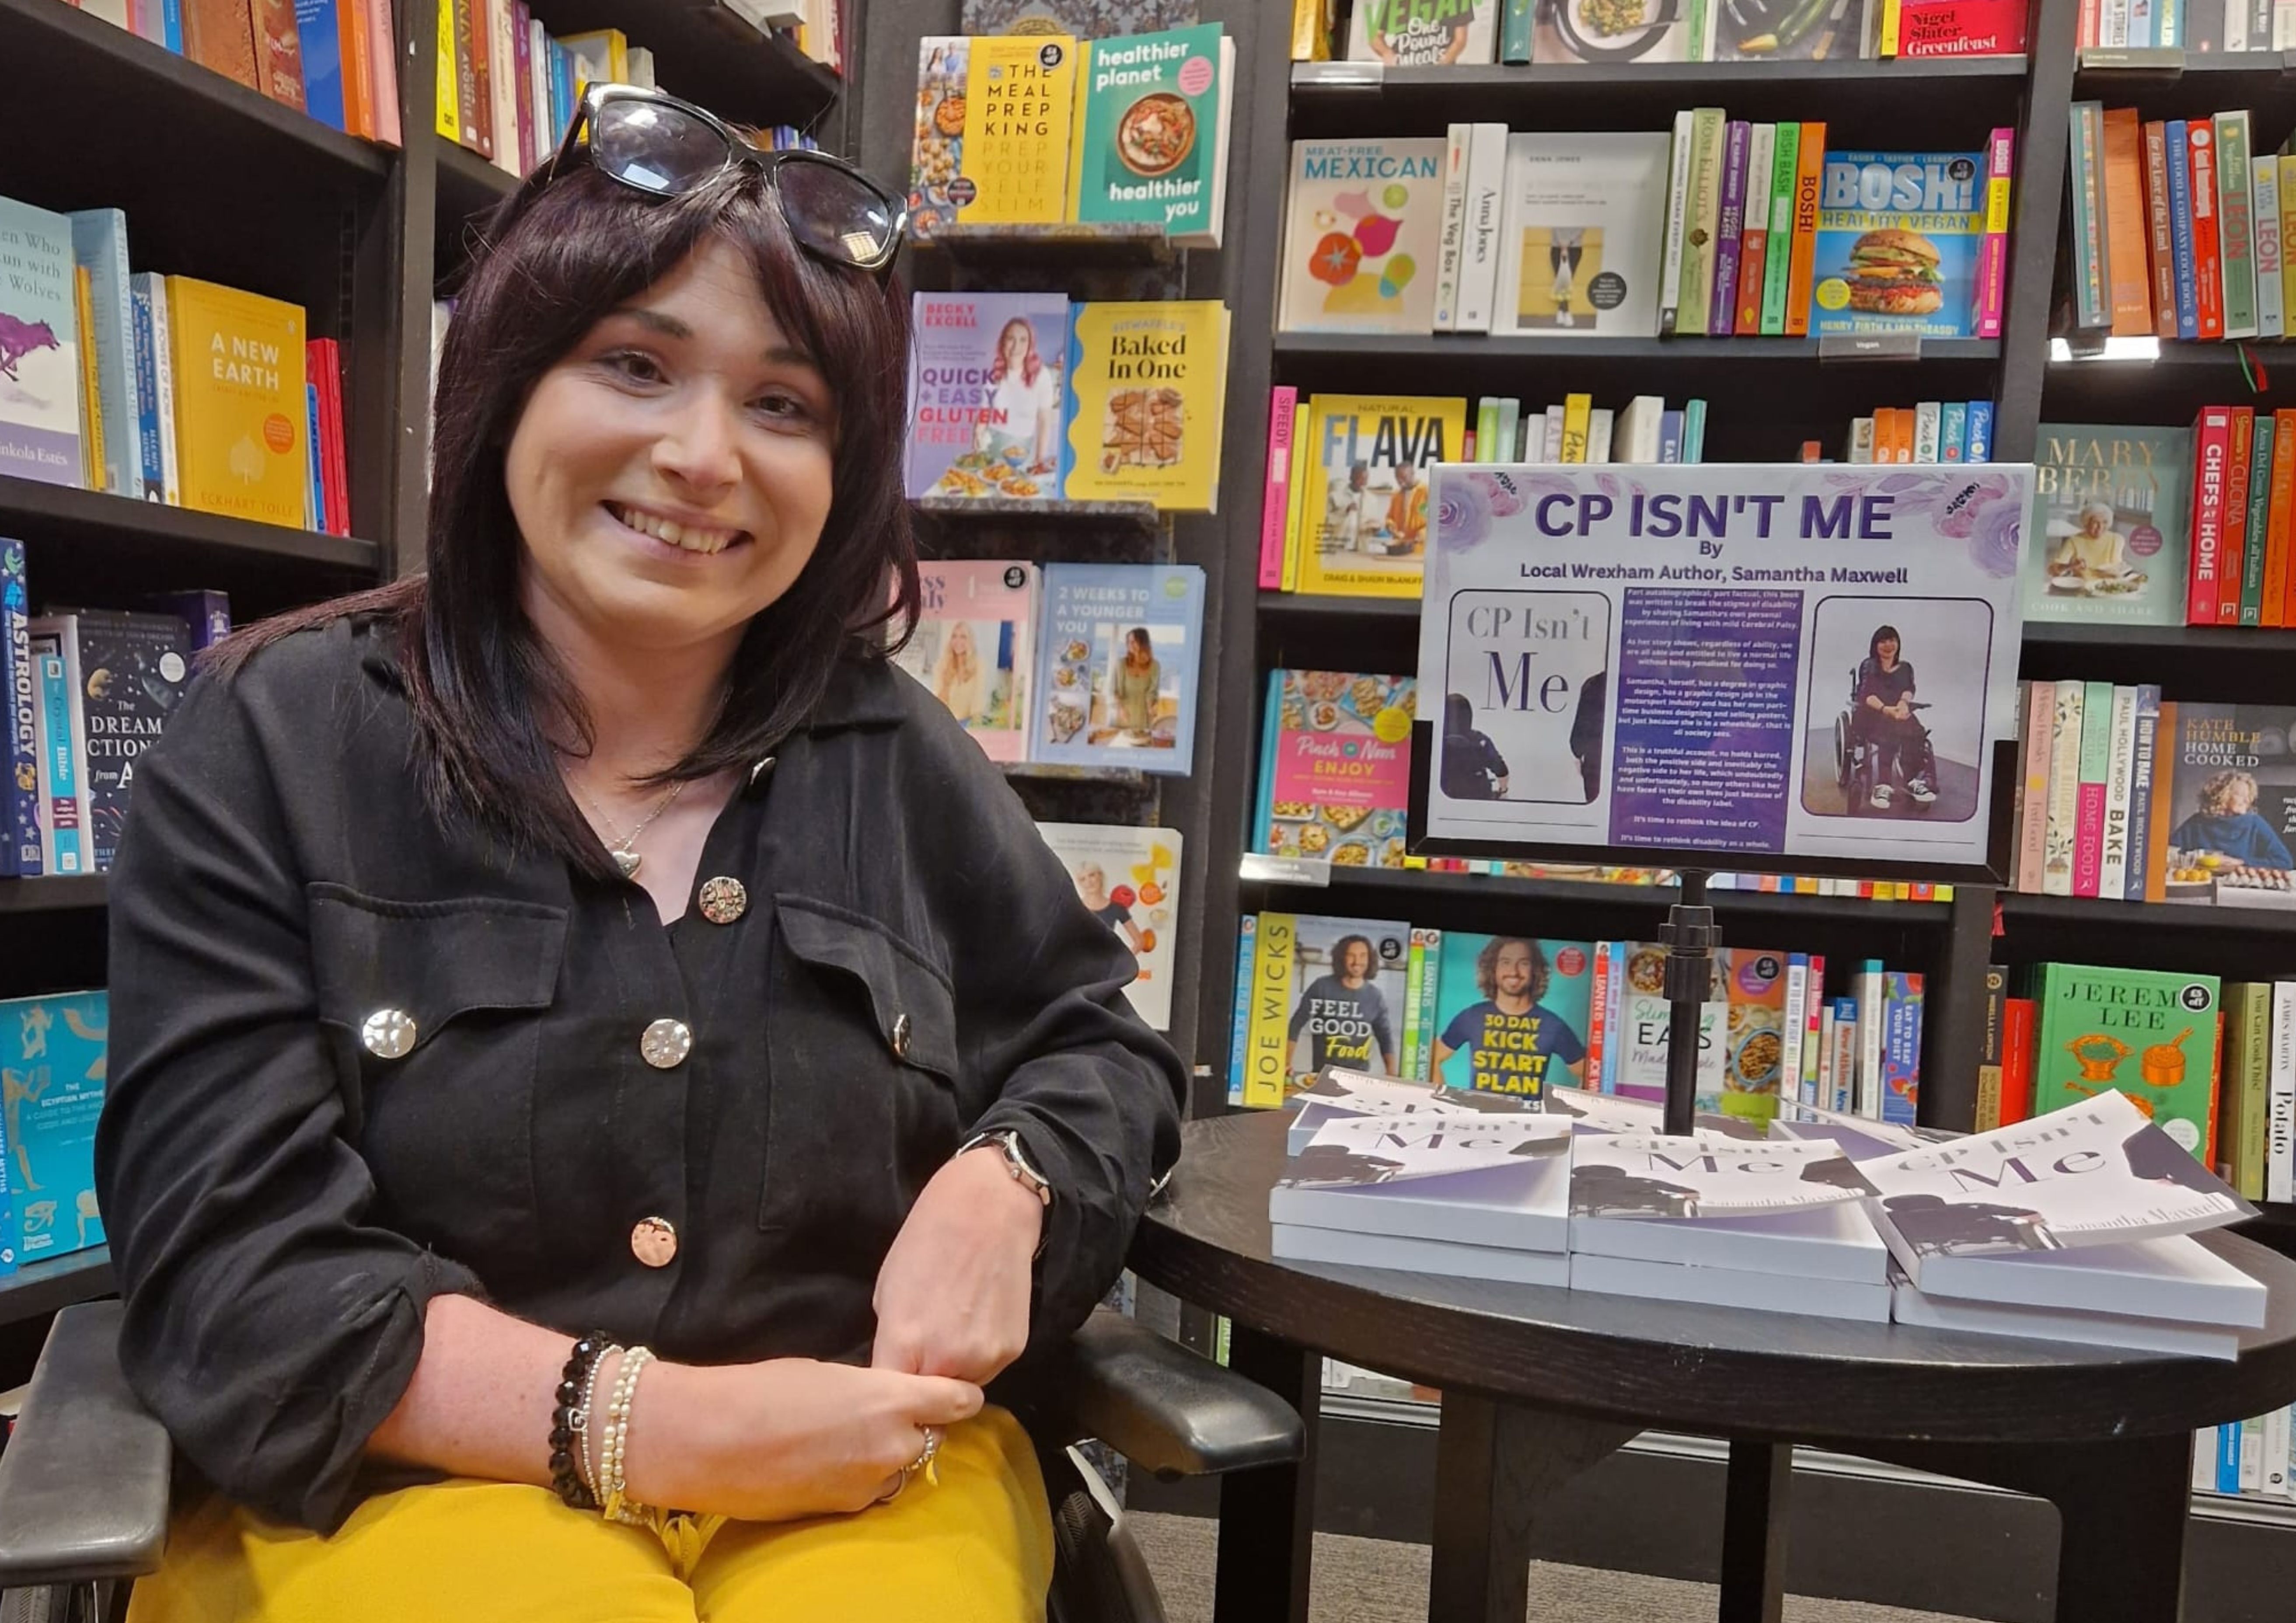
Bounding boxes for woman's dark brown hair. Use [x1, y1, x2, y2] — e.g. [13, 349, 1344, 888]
[218, 161, 918, 877]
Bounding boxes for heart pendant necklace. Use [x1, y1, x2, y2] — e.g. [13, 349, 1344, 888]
[577, 778, 687, 881]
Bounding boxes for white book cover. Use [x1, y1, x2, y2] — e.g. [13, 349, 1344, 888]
[1569, 1133, 1868, 1222]
[1660, 111, 1695, 337]
[2098, 685, 2139, 901]
[1570, 1251, 1892, 1322]
[1273, 1222, 1571, 1288]
[1574, 1198, 1890, 1284]
[1891, 1276, 2243, 1361]
[1858, 1091, 2257, 1276]
[1914, 402, 1942, 464]
[1587, 409, 1614, 465]
[1272, 1112, 1573, 1253]
[2265, 1406, 2291, 1497]
[1613, 396, 1664, 464]
[1434, 125, 1473, 333]
[1490, 133, 1671, 339]
[1848, 418, 1874, 464]
[1034, 822, 1183, 1031]
[1781, 959, 1810, 1104]
[2269, 983, 2296, 1204]
[1854, 963, 1884, 1118]
[2242, 1416, 2264, 1491]
[1279, 140, 1447, 334]
[1285, 1066, 1539, 1156]
[1454, 123, 1511, 334]
[1346, 0, 1503, 65]
[1539, 1084, 1766, 1141]
[1902, 1231, 2266, 1327]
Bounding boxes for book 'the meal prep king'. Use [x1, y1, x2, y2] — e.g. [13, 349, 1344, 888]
[1809, 150, 1988, 338]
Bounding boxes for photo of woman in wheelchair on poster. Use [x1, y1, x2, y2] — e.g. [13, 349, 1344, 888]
[1801, 599, 1991, 823]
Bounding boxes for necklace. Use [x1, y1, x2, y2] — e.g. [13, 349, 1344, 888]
[576, 778, 688, 880]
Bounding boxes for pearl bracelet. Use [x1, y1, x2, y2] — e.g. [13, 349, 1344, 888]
[598, 1345, 658, 1525]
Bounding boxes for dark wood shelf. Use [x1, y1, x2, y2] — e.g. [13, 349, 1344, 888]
[1260, 591, 1419, 620]
[0, 1247, 114, 1330]
[0, 477, 378, 574]
[914, 222, 1179, 269]
[1275, 332, 2003, 364]
[524, 0, 839, 130]
[2022, 621, 2296, 654]
[1242, 860, 1956, 926]
[1998, 892, 2296, 938]
[914, 497, 1163, 531]
[0, 877, 107, 915]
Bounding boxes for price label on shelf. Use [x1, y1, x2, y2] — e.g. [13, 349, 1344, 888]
[1239, 853, 1332, 888]
[1290, 60, 1384, 90]
[1817, 333, 1924, 364]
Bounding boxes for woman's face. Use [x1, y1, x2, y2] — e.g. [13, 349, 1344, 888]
[506, 237, 837, 663]
[2227, 779, 2257, 814]
[1876, 636, 1899, 667]
[1001, 323, 1032, 364]
[948, 621, 975, 660]
[1074, 863, 1107, 905]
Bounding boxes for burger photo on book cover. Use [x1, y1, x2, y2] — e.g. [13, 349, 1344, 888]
[1835, 228, 1944, 316]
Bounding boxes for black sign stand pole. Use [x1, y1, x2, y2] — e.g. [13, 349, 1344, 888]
[1661, 869, 1717, 1136]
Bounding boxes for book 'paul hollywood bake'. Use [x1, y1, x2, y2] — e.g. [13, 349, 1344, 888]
[1809, 150, 1986, 339]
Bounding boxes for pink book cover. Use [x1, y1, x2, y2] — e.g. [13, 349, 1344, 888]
[1259, 670, 1416, 868]
[368, 0, 402, 147]
[2188, 406, 2233, 625]
[887, 561, 1039, 763]
[1975, 126, 2013, 338]
[1260, 386, 1298, 591]
[2073, 781, 2107, 897]
[2016, 680, 2054, 892]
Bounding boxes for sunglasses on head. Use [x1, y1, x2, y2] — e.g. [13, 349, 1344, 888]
[549, 83, 908, 274]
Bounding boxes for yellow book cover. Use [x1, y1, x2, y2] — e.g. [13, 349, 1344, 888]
[1281, 397, 1317, 592]
[1062, 300, 1228, 512]
[1240, 912, 1295, 1108]
[1292, 0, 1336, 59]
[435, 0, 458, 141]
[73, 266, 104, 494]
[1560, 394, 1591, 463]
[166, 278, 308, 529]
[561, 30, 627, 96]
[2282, 176, 2296, 327]
[1294, 393, 1465, 599]
[959, 35, 1077, 226]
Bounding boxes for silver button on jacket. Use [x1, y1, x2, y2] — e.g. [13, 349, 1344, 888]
[360, 1009, 417, 1059]
[640, 1018, 693, 1069]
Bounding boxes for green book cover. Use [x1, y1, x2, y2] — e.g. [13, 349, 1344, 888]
[2066, 103, 2105, 328]
[1677, 109, 1725, 333]
[2032, 963, 2222, 1164]
[2080, 680, 2115, 787]
[1759, 122, 1799, 336]
[1499, 0, 1534, 62]
[2216, 111, 2258, 341]
[2027, 422, 2193, 627]
[1067, 24, 1229, 247]
[2242, 414, 2274, 625]
[2222, 982, 2272, 1197]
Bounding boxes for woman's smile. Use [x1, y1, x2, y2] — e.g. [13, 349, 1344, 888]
[601, 500, 752, 558]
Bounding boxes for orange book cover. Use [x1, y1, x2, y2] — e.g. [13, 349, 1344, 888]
[1783, 121, 1825, 340]
[468, 0, 495, 160]
[2101, 107, 2153, 337]
[1873, 407, 1896, 461]
[164, 278, 309, 530]
[2264, 409, 2296, 627]
[250, 0, 306, 110]
[2141, 700, 2176, 902]
[1735, 226, 1767, 336]
[182, 0, 258, 88]
[338, 0, 374, 139]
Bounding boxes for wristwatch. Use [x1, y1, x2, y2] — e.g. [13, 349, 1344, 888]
[958, 1128, 1054, 1209]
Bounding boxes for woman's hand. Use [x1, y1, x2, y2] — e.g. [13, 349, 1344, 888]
[626, 1357, 982, 1522]
[870, 1143, 1045, 1384]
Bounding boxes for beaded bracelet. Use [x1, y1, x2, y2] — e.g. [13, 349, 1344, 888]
[572, 1337, 614, 1500]
[548, 1333, 614, 1512]
[598, 1345, 658, 1526]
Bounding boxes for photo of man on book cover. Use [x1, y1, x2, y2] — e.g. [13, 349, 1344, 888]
[1286, 924, 1405, 1081]
[1429, 935, 1593, 1099]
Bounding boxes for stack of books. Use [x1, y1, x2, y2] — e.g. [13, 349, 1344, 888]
[2075, 0, 2296, 49]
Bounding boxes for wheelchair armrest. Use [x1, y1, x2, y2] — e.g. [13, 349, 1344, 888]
[1035, 1309, 1302, 1482]
[0, 1300, 172, 1587]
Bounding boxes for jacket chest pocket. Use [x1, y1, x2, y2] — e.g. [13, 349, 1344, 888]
[760, 895, 961, 1245]
[308, 885, 569, 1258]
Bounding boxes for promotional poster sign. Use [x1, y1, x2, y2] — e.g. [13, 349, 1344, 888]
[1414, 462, 2030, 880]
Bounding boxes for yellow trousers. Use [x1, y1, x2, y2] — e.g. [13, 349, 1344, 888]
[126, 1407, 1052, 1623]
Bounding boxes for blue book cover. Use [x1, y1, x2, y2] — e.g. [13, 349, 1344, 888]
[30, 634, 86, 876]
[1684, 398, 1707, 461]
[2166, 121, 2200, 341]
[161, 0, 183, 51]
[1829, 996, 1859, 1113]
[1427, 935, 1596, 1099]
[1251, 669, 1281, 847]
[1939, 401, 1967, 463]
[1964, 399, 1994, 462]
[1657, 410, 1683, 463]
[59, 613, 189, 871]
[2219, 1421, 2242, 1493]
[2125, 684, 2162, 901]
[127, 279, 163, 499]
[1228, 914, 1257, 1107]
[0, 990, 105, 1264]
[1880, 971, 1922, 1127]
[1, 540, 38, 879]
[293, 0, 347, 130]
[0, 196, 84, 488]
[903, 291, 1071, 501]
[1032, 563, 1205, 775]
[65, 210, 141, 502]
[305, 381, 323, 529]
[142, 590, 232, 651]
[1809, 151, 1985, 339]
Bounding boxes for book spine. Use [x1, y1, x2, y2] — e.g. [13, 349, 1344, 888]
[1940, 401, 1967, 462]
[1242, 913, 1293, 1109]
[2191, 122, 2225, 340]
[29, 634, 87, 876]
[1974, 125, 2013, 338]
[1784, 120, 1825, 338]
[2069, 104, 2108, 328]
[1455, 124, 1508, 336]
[373, 0, 406, 148]
[1227, 915, 1256, 1107]
[1562, 394, 1591, 463]
[0, 548, 36, 879]
[1913, 401, 1942, 463]
[1434, 124, 1472, 334]
[1975, 967, 2007, 1133]
[2190, 405, 2233, 623]
[1734, 124, 1771, 336]
[1680, 109, 1724, 338]
[2218, 113, 2259, 339]
[1803, 954, 1825, 1106]
[1500, 0, 1535, 61]
[2073, 679, 2113, 898]
[2221, 406, 2253, 624]
[1402, 929, 1430, 1083]
[2017, 680, 2053, 890]
[2218, 1424, 2243, 1495]
[2268, 409, 2296, 626]
[127, 279, 162, 501]
[1835, 996, 1864, 1114]
[1259, 387, 1297, 591]
[2042, 680, 2082, 896]
[1882, 972, 1923, 1127]
[304, 380, 323, 531]
[1781, 952, 1809, 1109]
[1999, 996, 2034, 1125]
[2104, 109, 2156, 335]
[137, 275, 180, 506]
[1965, 399, 1993, 460]
[2125, 684, 2161, 901]
[2258, 154, 2285, 338]
[2144, 121, 2179, 339]
[2165, 120, 2201, 339]
[1759, 123, 1798, 337]
[1660, 111, 1695, 338]
[2243, 1417, 2267, 1493]
[1710, 120, 1749, 336]
[2243, 411, 2275, 623]
[1685, 398, 1706, 462]
[1587, 938, 1612, 1093]
[2270, 982, 2296, 1203]
[2266, 1407, 2292, 1500]
[1855, 964, 1885, 1118]
[1816, 1002, 1837, 1111]
[2098, 685, 2139, 899]
[2233, 984, 2271, 1194]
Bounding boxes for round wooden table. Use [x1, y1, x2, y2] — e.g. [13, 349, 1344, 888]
[1129, 1111, 2296, 1623]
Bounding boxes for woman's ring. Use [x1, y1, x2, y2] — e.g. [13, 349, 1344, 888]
[907, 1425, 942, 1479]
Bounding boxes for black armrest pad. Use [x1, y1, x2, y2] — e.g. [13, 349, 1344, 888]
[1038, 1310, 1302, 1480]
[0, 1300, 172, 1585]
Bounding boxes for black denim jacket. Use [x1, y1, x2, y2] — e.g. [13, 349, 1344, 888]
[93, 615, 1186, 1533]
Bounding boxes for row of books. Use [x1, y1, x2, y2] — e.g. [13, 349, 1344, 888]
[1838, 399, 1999, 464]
[885, 560, 1203, 776]
[2008, 685, 2296, 910]
[905, 24, 1234, 246]
[2077, 0, 2296, 49]
[903, 294, 1230, 512]
[1278, 125, 2011, 343]
[1227, 909, 1927, 1127]
[2195, 1406, 2296, 1504]
[0, 989, 110, 1269]
[1272, 1073, 2261, 1356]
[68, 0, 404, 143]
[0, 197, 347, 534]
[1, 544, 226, 879]
[1035, 821, 1182, 1032]
[2067, 105, 2296, 342]
[1291, 0, 2025, 63]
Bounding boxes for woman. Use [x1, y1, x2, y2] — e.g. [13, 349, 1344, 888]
[2170, 769, 2294, 870]
[1069, 860, 1147, 955]
[2047, 500, 2137, 586]
[978, 316, 1061, 475]
[94, 85, 1183, 1621]
[1110, 627, 1160, 737]
[932, 618, 988, 726]
[1853, 624, 1934, 809]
